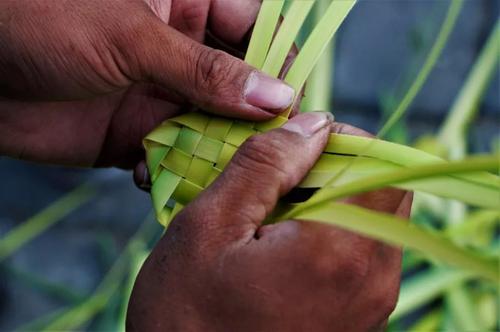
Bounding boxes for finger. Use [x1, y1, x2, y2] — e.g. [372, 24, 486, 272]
[179, 112, 333, 240]
[134, 160, 152, 192]
[207, 5, 303, 117]
[168, 0, 211, 42]
[205, 23, 303, 116]
[205, 30, 247, 58]
[331, 122, 374, 137]
[128, 21, 295, 121]
[166, 0, 261, 46]
[143, 0, 171, 24]
[330, 122, 410, 213]
[209, 0, 261, 45]
[147, 0, 260, 56]
[167, 0, 260, 58]
[396, 191, 413, 218]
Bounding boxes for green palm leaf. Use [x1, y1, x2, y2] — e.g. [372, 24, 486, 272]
[293, 202, 498, 281]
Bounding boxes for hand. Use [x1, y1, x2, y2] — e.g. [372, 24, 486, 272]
[0, 0, 297, 168]
[127, 112, 412, 332]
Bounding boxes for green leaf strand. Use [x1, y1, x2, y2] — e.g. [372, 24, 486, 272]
[244, 0, 285, 69]
[294, 202, 499, 281]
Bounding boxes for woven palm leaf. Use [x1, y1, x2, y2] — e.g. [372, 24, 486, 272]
[144, 0, 500, 227]
[144, 0, 354, 225]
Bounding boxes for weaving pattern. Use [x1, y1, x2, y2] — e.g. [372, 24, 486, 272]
[144, 0, 358, 225]
[144, 112, 289, 225]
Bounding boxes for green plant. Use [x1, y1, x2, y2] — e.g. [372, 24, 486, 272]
[0, 183, 95, 262]
[12, 213, 157, 332]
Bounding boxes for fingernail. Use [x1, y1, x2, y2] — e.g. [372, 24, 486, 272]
[281, 111, 334, 138]
[134, 161, 151, 190]
[244, 71, 295, 111]
[140, 167, 151, 190]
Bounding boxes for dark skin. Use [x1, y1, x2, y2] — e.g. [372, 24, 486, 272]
[128, 118, 412, 332]
[0, 0, 297, 168]
[0, 1, 412, 331]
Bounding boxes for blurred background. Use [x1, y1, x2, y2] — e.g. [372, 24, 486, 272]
[0, 0, 498, 331]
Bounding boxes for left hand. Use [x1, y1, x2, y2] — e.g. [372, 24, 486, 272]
[0, 0, 299, 169]
[0, 84, 178, 168]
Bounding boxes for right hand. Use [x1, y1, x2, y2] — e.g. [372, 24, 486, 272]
[127, 112, 413, 332]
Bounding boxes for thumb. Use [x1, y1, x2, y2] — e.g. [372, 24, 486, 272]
[129, 21, 295, 120]
[180, 112, 333, 241]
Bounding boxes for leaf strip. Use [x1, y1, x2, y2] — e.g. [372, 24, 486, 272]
[0, 184, 95, 262]
[244, 0, 285, 69]
[284, 0, 356, 98]
[390, 268, 471, 321]
[294, 202, 499, 281]
[439, 21, 500, 147]
[324, 134, 500, 188]
[300, 155, 499, 211]
[261, 1, 314, 77]
[378, 0, 464, 138]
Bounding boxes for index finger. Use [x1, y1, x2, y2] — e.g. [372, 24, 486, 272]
[209, 0, 261, 45]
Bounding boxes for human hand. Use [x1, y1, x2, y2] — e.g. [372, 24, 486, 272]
[127, 112, 412, 332]
[0, 0, 297, 168]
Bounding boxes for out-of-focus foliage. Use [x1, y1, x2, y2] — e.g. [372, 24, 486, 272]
[0, 0, 498, 331]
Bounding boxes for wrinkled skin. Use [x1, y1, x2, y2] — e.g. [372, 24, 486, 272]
[0, 1, 413, 331]
[127, 119, 412, 332]
[0, 0, 299, 169]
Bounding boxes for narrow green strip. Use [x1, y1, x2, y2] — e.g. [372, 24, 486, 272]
[314, 0, 466, 189]
[294, 202, 498, 281]
[301, 0, 336, 112]
[285, 0, 356, 93]
[117, 243, 149, 332]
[0, 184, 95, 262]
[297, 155, 499, 213]
[446, 287, 484, 331]
[439, 22, 500, 147]
[324, 134, 500, 188]
[378, 0, 464, 139]
[2, 264, 85, 303]
[244, 0, 285, 69]
[390, 269, 471, 321]
[445, 210, 500, 242]
[300, 154, 498, 209]
[406, 309, 442, 332]
[261, 1, 314, 77]
[398, 177, 497, 209]
[31, 214, 157, 332]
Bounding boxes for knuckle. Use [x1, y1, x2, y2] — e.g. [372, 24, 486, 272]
[234, 134, 290, 179]
[372, 275, 401, 318]
[372, 288, 399, 319]
[340, 251, 371, 281]
[118, 16, 158, 72]
[314, 251, 370, 285]
[194, 48, 236, 95]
